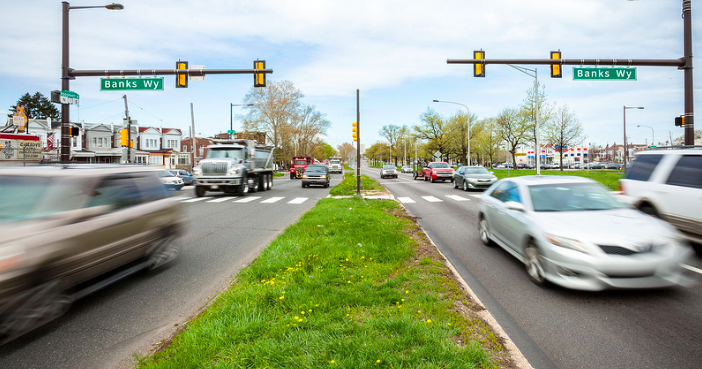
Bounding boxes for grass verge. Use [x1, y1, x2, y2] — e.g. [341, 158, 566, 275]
[490, 169, 622, 191]
[134, 196, 515, 369]
[330, 172, 385, 197]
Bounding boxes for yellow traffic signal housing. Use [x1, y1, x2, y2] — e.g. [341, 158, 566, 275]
[474, 50, 485, 77]
[176, 60, 188, 88]
[352, 122, 358, 141]
[69, 127, 79, 136]
[254, 60, 266, 88]
[120, 129, 128, 146]
[550, 51, 562, 78]
[675, 116, 685, 127]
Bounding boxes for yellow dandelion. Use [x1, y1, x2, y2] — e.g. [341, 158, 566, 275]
[427, 319, 432, 323]
[301, 311, 305, 315]
[294, 316, 299, 320]
[405, 290, 409, 294]
[418, 310, 422, 314]
[376, 359, 381, 364]
[401, 299, 405, 302]
[279, 296, 284, 300]
[330, 360, 336, 364]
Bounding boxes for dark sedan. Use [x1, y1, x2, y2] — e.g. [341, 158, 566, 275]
[453, 166, 498, 191]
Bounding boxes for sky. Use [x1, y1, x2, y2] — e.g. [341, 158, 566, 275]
[1, 0, 701, 152]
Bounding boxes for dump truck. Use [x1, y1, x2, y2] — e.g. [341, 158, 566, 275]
[328, 157, 343, 174]
[192, 139, 275, 197]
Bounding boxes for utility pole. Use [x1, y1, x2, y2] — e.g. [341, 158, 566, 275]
[356, 89, 361, 197]
[190, 103, 196, 169]
[123, 95, 131, 163]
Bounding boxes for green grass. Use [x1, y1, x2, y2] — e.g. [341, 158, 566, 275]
[273, 172, 285, 178]
[134, 197, 508, 369]
[490, 169, 623, 191]
[330, 172, 384, 196]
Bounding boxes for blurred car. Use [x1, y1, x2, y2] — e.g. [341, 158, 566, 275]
[158, 170, 184, 190]
[301, 164, 330, 188]
[453, 166, 497, 191]
[605, 162, 622, 170]
[0, 165, 187, 344]
[478, 175, 693, 291]
[380, 164, 398, 179]
[620, 148, 702, 250]
[170, 169, 194, 185]
[401, 165, 413, 173]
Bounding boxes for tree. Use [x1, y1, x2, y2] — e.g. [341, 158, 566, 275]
[444, 110, 478, 165]
[241, 80, 303, 165]
[543, 104, 585, 170]
[496, 107, 531, 167]
[293, 104, 331, 157]
[8, 92, 60, 119]
[337, 142, 355, 162]
[414, 108, 448, 162]
[472, 118, 503, 166]
[379, 124, 401, 165]
[311, 142, 335, 160]
[518, 81, 553, 163]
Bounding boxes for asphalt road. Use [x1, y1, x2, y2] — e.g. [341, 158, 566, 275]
[360, 164, 702, 369]
[0, 173, 344, 369]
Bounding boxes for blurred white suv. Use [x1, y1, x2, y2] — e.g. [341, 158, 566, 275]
[620, 148, 702, 251]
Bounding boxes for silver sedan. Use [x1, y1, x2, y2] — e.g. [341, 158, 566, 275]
[478, 176, 693, 291]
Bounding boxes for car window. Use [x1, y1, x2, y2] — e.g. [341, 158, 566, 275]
[382, 165, 395, 169]
[88, 175, 143, 210]
[456, 167, 464, 174]
[665, 155, 702, 189]
[134, 173, 169, 201]
[490, 181, 513, 202]
[305, 165, 326, 173]
[466, 167, 490, 174]
[0, 176, 83, 222]
[626, 154, 663, 181]
[505, 183, 521, 203]
[431, 163, 450, 168]
[529, 183, 623, 212]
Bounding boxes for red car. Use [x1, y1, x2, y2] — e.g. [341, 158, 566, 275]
[414, 162, 455, 182]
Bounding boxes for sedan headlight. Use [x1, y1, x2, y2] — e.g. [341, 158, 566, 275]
[302, 174, 308, 179]
[544, 233, 590, 254]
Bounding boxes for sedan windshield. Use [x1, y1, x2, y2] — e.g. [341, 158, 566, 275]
[465, 167, 490, 174]
[529, 183, 625, 212]
[382, 165, 396, 169]
[207, 148, 244, 160]
[305, 165, 326, 173]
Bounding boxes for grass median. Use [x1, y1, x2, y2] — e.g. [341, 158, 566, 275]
[135, 193, 515, 368]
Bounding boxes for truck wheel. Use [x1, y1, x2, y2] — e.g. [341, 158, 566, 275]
[413, 172, 418, 180]
[258, 176, 266, 191]
[238, 181, 249, 195]
[267, 174, 273, 190]
[195, 186, 206, 197]
[290, 173, 294, 179]
[250, 177, 259, 193]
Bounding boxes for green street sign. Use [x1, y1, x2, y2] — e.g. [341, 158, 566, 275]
[573, 67, 637, 81]
[100, 78, 165, 91]
[227, 130, 236, 134]
[60, 90, 79, 104]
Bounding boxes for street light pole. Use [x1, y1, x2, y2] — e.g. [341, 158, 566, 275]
[623, 106, 644, 174]
[230, 103, 253, 139]
[61, 1, 123, 162]
[433, 100, 470, 165]
[637, 124, 655, 146]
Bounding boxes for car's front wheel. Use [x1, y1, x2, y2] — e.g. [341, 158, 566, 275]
[479, 217, 493, 246]
[463, 181, 469, 191]
[453, 179, 458, 189]
[195, 186, 206, 197]
[525, 242, 547, 286]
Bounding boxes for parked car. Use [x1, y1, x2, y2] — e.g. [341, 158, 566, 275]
[158, 170, 184, 190]
[401, 165, 413, 173]
[478, 175, 693, 291]
[380, 164, 398, 179]
[414, 162, 454, 182]
[170, 169, 194, 185]
[0, 165, 187, 344]
[301, 164, 330, 188]
[605, 162, 622, 170]
[620, 148, 702, 251]
[453, 166, 497, 191]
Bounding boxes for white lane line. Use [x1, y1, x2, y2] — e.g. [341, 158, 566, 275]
[681, 264, 702, 275]
[261, 197, 285, 203]
[234, 196, 261, 203]
[397, 197, 415, 203]
[422, 196, 442, 203]
[288, 197, 309, 204]
[446, 195, 470, 202]
[183, 197, 210, 203]
[208, 197, 231, 203]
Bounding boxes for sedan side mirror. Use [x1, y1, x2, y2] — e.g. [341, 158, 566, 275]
[505, 201, 526, 212]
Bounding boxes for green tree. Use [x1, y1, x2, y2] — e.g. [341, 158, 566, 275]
[337, 142, 355, 162]
[496, 107, 531, 167]
[444, 110, 478, 165]
[8, 92, 60, 119]
[414, 108, 448, 162]
[379, 124, 401, 165]
[543, 104, 585, 170]
[472, 118, 503, 166]
[518, 82, 553, 158]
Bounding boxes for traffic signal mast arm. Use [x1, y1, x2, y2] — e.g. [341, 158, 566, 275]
[67, 68, 274, 77]
[447, 58, 685, 68]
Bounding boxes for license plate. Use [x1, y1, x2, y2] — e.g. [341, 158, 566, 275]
[211, 185, 219, 189]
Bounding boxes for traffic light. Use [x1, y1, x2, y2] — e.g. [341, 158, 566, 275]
[120, 129, 128, 146]
[474, 50, 485, 77]
[675, 116, 685, 127]
[352, 122, 358, 141]
[176, 60, 188, 88]
[550, 50, 562, 78]
[69, 127, 79, 136]
[254, 60, 266, 88]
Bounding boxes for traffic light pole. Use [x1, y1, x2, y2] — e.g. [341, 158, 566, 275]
[356, 89, 361, 197]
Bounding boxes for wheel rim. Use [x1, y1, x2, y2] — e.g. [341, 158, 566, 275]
[479, 219, 490, 244]
[463, 181, 468, 191]
[526, 246, 545, 283]
[453, 180, 458, 189]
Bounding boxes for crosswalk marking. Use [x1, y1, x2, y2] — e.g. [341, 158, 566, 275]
[445, 195, 470, 202]
[288, 197, 308, 204]
[422, 196, 442, 203]
[470, 194, 482, 198]
[208, 197, 231, 203]
[397, 197, 415, 203]
[183, 197, 210, 203]
[261, 197, 285, 203]
[234, 196, 261, 203]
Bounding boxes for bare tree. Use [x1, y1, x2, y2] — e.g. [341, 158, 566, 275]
[294, 104, 331, 156]
[380, 124, 401, 165]
[496, 107, 531, 167]
[241, 80, 303, 165]
[543, 104, 585, 170]
[337, 142, 355, 162]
